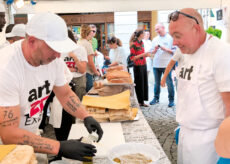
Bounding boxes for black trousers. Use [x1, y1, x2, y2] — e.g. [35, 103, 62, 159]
[39, 92, 55, 130]
[39, 83, 75, 140]
[133, 65, 148, 104]
[54, 109, 75, 141]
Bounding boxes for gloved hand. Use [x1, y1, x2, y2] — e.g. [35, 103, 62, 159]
[84, 116, 103, 142]
[58, 139, 96, 161]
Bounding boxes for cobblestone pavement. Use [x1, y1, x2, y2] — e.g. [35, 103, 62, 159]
[143, 71, 178, 164]
[142, 100, 178, 164]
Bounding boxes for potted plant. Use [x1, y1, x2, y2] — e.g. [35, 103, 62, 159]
[206, 26, 222, 39]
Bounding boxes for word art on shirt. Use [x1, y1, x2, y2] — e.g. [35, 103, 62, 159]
[179, 66, 193, 80]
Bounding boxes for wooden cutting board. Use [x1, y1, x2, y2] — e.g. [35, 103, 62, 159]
[68, 122, 125, 157]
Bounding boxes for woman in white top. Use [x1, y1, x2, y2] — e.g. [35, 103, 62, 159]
[107, 36, 126, 67]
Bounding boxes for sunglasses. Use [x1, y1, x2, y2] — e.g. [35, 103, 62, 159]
[168, 11, 199, 24]
[91, 30, 96, 33]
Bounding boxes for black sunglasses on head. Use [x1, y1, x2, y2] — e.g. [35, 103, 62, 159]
[168, 11, 199, 24]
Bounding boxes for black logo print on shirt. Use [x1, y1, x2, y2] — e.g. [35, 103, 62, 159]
[179, 66, 193, 80]
[24, 113, 42, 126]
[64, 56, 75, 68]
[27, 80, 51, 118]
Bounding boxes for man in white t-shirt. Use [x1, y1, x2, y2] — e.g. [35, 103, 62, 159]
[63, 44, 88, 100]
[5, 23, 26, 43]
[0, 12, 103, 162]
[150, 23, 175, 107]
[169, 8, 230, 163]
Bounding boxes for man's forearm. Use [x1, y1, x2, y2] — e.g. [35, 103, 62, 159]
[1, 127, 60, 155]
[58, 90, 89, 120]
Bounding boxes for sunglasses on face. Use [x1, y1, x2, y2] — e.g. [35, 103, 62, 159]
[168, 11, 199, 24]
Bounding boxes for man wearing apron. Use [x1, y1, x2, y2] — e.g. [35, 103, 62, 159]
[169, 8, 230, 164]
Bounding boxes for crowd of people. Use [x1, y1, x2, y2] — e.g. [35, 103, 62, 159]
[1, 2, 230, 164]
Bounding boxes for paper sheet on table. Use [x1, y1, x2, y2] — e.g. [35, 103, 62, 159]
[82, 90, 130, 110]
[68, 122, 125, 157]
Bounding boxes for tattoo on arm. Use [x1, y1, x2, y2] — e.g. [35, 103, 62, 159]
[18, 135, 53, 151]
[66, 95, 80, 113]
[0, 110, 18, 127]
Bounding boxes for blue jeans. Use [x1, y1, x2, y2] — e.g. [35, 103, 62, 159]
[86, 73, 93, 92]
[153, 67, 174, 102]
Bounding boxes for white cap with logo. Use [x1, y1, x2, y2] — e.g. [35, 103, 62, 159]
[6, 24, 26, 38]
[0, 3, 5, 12]
[25, 12, 77, 53]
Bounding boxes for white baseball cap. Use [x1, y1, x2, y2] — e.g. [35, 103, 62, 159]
[6, 24, 26, 38]
[0, 3, 5, 12]
[25, 12, 77, 53]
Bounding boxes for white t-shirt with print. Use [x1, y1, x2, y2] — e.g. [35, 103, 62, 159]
[109, 46, 127, 66]
[0, 40, 67, 133]
[62, 45, 88, 78]
[150, 33, 174, 68]
[176, 35, 230, 129]
[77, 39, 95, 75]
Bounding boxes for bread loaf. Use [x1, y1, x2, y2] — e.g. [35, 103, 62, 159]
[106, 65, 124, 73]
[106, 70, 131, 81]
[93, 81, 104, 89]
[108, 78, 132, 84]
[0, 145, 37, 164]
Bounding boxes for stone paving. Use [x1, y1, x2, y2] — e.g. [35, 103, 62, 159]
[143, 70, 178, 164]
[142, 89, 178, 164]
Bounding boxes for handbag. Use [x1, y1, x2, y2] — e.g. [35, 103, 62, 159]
[127, 54, 134, 68]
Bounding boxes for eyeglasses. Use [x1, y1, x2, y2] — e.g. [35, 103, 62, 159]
[91, 30, 96, 33]
[168, 11, 199, 24]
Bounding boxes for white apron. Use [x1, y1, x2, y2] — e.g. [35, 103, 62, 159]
[176, 36, 219, 164]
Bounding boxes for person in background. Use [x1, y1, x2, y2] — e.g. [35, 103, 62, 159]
[5, 24, 26, 43]
[78, 24, 100, 92]
[149, 23, 175, 107]
[142, 30, 152, 76]
[0, 3, 5, 33]
[90, 24, 104, 77]
[0, 12, 103, 163]
[67, 30, 88, 100]
[129, 28, 151, 107]
[101, 55, 111, 74]
[0, 3, 7, 49]
[90, 24, 98, 53]
[169, 8, 230, 163]
[161, 48, 182, 88]
[48, 30, 88, 162]
[215, 117, 230, 162]
[5, 24, 15, 44]
[107, 36, 127, 67]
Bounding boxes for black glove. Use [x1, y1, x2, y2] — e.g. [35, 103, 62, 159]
[58, 139, 96, 161]
[84, 116, 103, 142]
